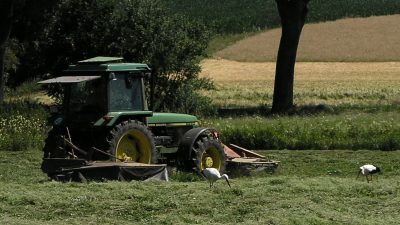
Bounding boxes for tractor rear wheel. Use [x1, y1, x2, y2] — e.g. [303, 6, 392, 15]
[107, 120, 157, 163]
[193, 136, 226, 173]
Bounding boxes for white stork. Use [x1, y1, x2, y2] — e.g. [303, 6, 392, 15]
[357, 164, 381, 182]
[202, 168, 231, 188]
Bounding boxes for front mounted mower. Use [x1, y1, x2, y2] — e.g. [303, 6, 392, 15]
[39, 57, 278, 181]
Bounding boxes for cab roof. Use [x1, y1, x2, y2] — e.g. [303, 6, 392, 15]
[64, 56, 150, 73]
[38, 76, 101, 84]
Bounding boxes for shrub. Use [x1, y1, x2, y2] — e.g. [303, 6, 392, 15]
[0, 100, 48, 151]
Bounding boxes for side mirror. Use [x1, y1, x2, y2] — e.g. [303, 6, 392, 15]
[109, 72, 117, 81]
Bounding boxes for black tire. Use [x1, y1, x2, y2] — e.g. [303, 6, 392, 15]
[107, 120, 157, 163]
[193, 136, 227, 173]
[42, 128, 67, 159]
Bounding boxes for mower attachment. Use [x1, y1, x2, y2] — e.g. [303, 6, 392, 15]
[224, 144, 279, 176]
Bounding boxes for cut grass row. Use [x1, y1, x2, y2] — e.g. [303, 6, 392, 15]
[1, 149, 400, 224]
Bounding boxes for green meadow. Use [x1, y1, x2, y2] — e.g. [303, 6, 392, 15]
[1, 149, 400, 224]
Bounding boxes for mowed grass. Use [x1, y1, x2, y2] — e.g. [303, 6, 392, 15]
[1, 149, 400, 224]
[200, 59, 400, 109]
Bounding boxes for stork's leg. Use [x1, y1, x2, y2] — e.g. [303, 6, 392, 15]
[225, 177, 231, 188]
[366, 175, 369, 182]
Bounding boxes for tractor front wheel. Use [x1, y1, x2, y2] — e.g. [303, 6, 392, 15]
[107, 120, 157, 163]
[193, 136, 226, 173]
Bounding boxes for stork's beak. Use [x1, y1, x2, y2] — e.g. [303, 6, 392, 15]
[225, 177, 231, 188]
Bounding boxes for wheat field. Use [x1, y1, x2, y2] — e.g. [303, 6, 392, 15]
[215, 15, 400, 62]
[200, 59, 400, 108]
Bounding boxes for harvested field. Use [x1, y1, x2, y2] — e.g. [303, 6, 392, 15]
[200, 59, 400, 108]
[215, 15, 400, 62]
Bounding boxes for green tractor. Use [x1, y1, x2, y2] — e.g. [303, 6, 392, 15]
[40, 57, 277, 181]
[39, 57, 227, 179]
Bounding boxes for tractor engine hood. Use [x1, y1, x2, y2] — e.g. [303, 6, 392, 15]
[147, 113, 198, 127]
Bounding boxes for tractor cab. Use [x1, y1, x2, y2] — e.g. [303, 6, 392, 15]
[40, 56, 150, 116]
[39, 57, 153, 157]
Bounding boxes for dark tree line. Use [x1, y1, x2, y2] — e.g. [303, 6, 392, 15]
[0, 0, 14, 103]
[1, 0, 310, 115]
[0, 0, 58, 103]
[0, 0, 212, 115]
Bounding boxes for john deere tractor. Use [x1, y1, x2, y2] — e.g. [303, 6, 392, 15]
[39, 57, 227, 178]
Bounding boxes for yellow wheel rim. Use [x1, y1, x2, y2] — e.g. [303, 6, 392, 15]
[200, 146, 222, 170]
[116, 130, 152, 163]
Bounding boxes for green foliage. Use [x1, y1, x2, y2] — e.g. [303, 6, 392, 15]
[163, 0, 400, 34]
[0, 100, 48, 151]
[40, 0, 211, 114]
[204, 112, 400, 150]
[6, 0, 59, 86]
[162, 0, 278, 33]
[5, 79, 42, 98]
[155, 77, 217, 116]
[3, 39, 19, 86]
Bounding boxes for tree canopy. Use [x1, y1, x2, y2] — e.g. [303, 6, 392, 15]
[5, 0, 213, 114]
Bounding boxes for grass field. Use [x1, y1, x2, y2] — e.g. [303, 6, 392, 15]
[1, 149, 400, 224]
[199, 59, 399, 150]
[1, 2, 400, 224]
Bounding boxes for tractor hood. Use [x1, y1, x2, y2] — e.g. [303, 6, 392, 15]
[147, 113, 198, 126]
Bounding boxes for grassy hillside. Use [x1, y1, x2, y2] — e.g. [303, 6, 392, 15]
[162, 0, 400, 34]
[215, 15, 400, 62]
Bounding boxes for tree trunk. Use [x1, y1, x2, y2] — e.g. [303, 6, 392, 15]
[0, 0, 14, 104]
[271, 0, 309, 114]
